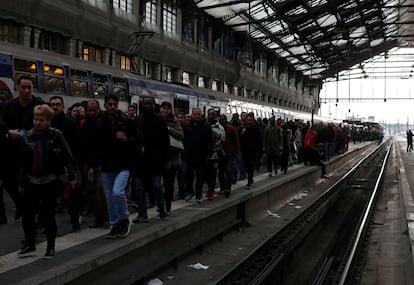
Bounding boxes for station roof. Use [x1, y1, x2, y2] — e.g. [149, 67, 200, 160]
[195, 0, 414, 80]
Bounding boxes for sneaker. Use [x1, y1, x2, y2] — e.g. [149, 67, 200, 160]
[268, 172, 273, 177]
[246, 184, 251, 190]
[18, 245, 36, 256]
[117, 219, 130, 238]
[224, 189, 231, 198]
[43, 248, 55, 259]
[132, 216, 149, 223]
[185, 193, 194, 202]
[207, 191, 214, 201]
[105, 225, 119, 239]
[196, 196, 203, 204]
[321, 174, 330, 179]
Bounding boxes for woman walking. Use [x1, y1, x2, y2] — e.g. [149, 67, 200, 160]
[17, 104, 77, 258]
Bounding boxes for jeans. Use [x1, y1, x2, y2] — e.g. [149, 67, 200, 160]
[100, 170, 130, 226]
[135, 175, 165, 218]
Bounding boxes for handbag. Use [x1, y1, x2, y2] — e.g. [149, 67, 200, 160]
[170, 135, 184, 152]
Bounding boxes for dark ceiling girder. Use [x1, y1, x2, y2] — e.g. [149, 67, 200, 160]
[196, 0, 408, 80]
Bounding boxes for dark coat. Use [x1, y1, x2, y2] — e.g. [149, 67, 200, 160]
[80, 114, 102, 167]
[17, 127, 78, 185]
[51, 112, 81, 160]
[182, 119, 213, 165]
[240, 124, 261, 154]
[1, 96, 44, 167]
[134, 112, 170, 176]
[0, 120, 8, 175]
[94, 111, 141, 172]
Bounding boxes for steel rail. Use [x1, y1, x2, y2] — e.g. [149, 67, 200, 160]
[215, 139, 390, 284]
[338, 140, 393, 285]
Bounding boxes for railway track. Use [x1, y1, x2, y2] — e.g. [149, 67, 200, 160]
[214, 139, 392, 285]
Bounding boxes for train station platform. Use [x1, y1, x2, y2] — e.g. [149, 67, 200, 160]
[395, 137, 414, 272]
[0, 141, 375, 285]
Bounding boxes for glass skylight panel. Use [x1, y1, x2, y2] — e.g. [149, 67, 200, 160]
[225, 16, 246, 27]
[281, 34, 295, 44]
[252, 9, 268, 20]
[289, 45, 307, 55]
[354, 37, 368, 47]
[267, 43, 280, 49]
[304, 67, 325, 75]
[308, 30, 324, 41]
[251, 29, 266, 39]
[280, 50, 291, 57]
[344, 12, 360, 24]
[261, 38, 272, 45]
[296, 64, 311, 70]
[268, 23, 284, 34]
[308, 0, 327, 8]
[339, 1, 357, 10]
[285, 5, 306, 16]
[297, 19, 315, 30]
[289, 58, 300, 64]
[332, 39, 348, 46]
[349, 26, 367, 38]
[316, 14, 337, 28]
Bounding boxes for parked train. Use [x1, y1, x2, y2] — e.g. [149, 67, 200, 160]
[0, 42, 333, 123]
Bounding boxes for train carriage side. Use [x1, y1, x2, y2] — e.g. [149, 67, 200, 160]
[0, 42, 130, 111]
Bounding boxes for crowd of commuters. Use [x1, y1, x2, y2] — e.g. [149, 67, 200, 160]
[0, 75, 379, 259]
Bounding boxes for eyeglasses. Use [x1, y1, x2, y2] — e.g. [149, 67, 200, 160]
[50, 103, 62, 107]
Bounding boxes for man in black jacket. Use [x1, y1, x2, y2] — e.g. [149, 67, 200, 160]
[1, 75, 43, 221]
[133, 96, 169, 223]
[50, 96, 82, 232]
[88, 94, 140, 238]
[182, 107, 213, 203]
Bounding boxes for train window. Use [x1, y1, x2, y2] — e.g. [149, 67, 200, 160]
[44, 64, 65, 94]
[14, 58, 39, 91]
[93, 73, 108, 98]
[113, 77, 127, 99]
[173, 98, 189, 115]
[14, 58, 37, 73]
[70, 69, 88, 97]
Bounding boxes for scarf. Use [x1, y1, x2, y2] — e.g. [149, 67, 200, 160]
[32, 128, 49, 175]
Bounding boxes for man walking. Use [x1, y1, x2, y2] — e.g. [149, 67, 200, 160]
[88, 94, 140, 238]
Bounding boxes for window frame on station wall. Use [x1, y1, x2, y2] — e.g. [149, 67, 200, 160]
[0, 19, 20, 44]
[82, 43, 103, 63]
[37, 30, 67, 55]
[145, 0, 158, 26]
[113, 0, 134, 14]
[162, 0, 177, 34]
